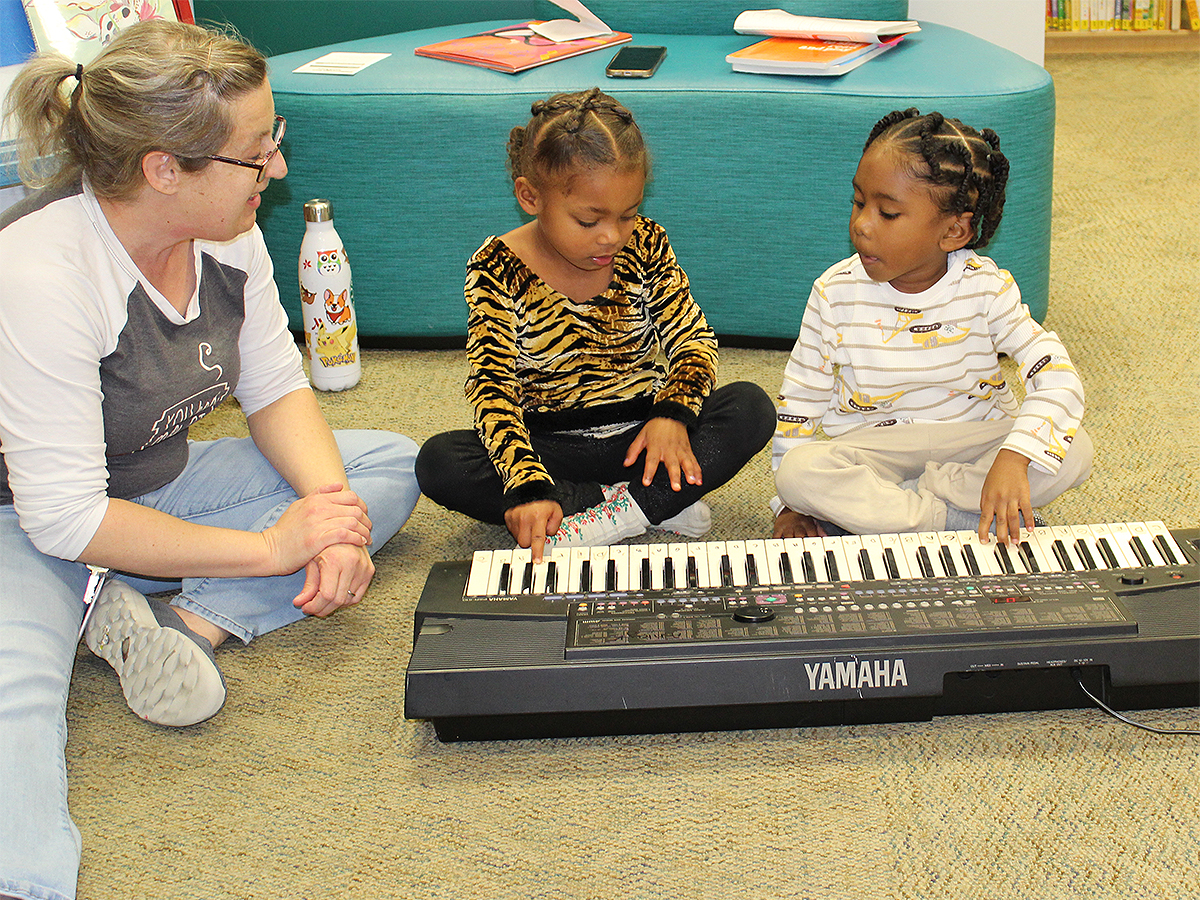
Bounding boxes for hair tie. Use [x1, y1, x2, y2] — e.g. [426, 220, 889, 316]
[75, 63, 84, 81]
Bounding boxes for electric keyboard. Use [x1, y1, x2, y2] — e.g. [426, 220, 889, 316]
[404, 523, 1200, 742]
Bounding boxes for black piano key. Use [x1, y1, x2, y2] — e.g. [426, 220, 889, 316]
[801, 551, 817, 583]
[545, 561, 557, 593]
[720, 554, 733, 587]
[1019, 541, 1040, 573]
[1129, 535, 1155, 567]
[663, 558, 676, 590]
[960, 544, 981, 576]
[1052, 540, 1074, 571]
[824, 550, 840, 581]
[883, 547, 900, 579]
[520, 562, 533, 593]
[858, 548, 875, 581]
[996, 543, 1016, 574]
[498, 562, 512, 594]
[938, 545, 958, 577]
[687, 555, 699, 588]
[578, 560, 591, 593]
[1153, 534, 1180, 565]
[745, 555, 759, 587]
[916, 546, 935, 578]
[640, 557, 652, 589]
[780, 552, 795, 584]
[605, 559, 618, 592]
[1074, 538, 1098, 570]
[1096, 537, 1119, 569]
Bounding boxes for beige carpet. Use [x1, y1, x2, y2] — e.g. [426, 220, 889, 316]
[66, 52, 1198, 899]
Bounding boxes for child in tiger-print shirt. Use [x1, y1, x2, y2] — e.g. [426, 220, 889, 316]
[416, 88, 774, 558]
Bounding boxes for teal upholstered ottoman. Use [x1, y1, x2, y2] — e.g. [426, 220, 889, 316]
[261, 21, 1053, 343]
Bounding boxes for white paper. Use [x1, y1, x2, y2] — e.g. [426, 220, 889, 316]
[293, 52, 391, 76]
[529, 0, 613, 42]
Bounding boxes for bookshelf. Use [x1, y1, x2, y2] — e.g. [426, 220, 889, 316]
[1044, 0, 1200, 52]
[1045, 27, 1199, 52]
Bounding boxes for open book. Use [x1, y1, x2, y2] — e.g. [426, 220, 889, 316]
[415, 21, 630, 73]
[733, 9, 920, 44]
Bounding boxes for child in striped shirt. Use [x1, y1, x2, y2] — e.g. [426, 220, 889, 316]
[773, 109, 1092, 546]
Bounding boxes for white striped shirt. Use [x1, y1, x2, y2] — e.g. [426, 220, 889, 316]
[773, 250, 1085, 476]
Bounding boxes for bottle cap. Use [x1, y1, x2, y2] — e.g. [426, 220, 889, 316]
[303, 198, 334, 222]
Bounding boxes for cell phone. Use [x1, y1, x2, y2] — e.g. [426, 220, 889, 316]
[606, 45, 667, 78]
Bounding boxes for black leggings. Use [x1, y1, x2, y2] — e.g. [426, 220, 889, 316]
[416, 382, 775, 526]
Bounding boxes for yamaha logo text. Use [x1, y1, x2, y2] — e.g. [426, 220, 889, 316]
[804, 658, 909, 692]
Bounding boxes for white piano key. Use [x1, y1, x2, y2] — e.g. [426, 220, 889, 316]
[928, 531, 963, 577]
[547, 547, 572, 593]
[687, 542, 712, 588]
[1123, 521, 1163, 567]
[763, 538, 786, 585]
[801, 535, 830, 585]
[781, 538, 805, 583]
[706, 541, 729, 587]
[956, 531, 1002, 576]
[628, 544, 651, 589]
[744, 539, 769, 586]
[1145, 520, 1187, 566]
[820, 536, 852, 582]
[1087, 523, 1136, 569]
[609, 545, 630, 591]
[568, 547, 592, 593]
[487, 549, 513, 594]
[1014, 533, 1053, 574]
[838, 535, 866, 581]
[648, 543, 669, 590]
[668, 542, 690, 590]
[725, 540, 749, 587]
[898, 532, 927, 578]
[916, 531, 947, 577]
[1102, 522, 1141, 569]
[878, 533, 915, 580]
[530, 557, 550, 594]
[1024, 528, 1065, 573]
[1069, 524, 1107, 570]
[466, 550, 494, 596]
[856, 534, 889, 582]
[509, 548, 533, 593]
[589, 545, 611, 592]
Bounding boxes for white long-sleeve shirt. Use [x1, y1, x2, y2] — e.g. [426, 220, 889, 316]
[0, 179, 309, 560]
[773, 250, 1085, 478]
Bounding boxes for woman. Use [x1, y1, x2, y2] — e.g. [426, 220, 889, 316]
[0, 21, 419, 900]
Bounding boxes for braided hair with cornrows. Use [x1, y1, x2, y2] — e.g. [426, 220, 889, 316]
[507, 87, 648, 186]
[863, 107, 1010, 249]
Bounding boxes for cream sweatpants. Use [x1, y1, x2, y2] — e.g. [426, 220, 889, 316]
[775, 420, 1093, 534]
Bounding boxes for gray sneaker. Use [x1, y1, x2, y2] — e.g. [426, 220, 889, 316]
[85, 580, 226, 727]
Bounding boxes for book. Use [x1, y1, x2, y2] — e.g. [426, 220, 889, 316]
[727, 34, 905, 76]
[414, 21, 630, 74]
[21, 0, 178, 64]
[733, 9, 920, 44]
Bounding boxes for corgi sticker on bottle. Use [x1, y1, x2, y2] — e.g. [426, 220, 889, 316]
[299, 199, 361, 390]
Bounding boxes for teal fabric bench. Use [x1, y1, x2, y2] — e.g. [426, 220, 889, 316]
[233, 1, 1053, 344]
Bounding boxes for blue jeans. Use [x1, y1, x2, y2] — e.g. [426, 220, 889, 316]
[0, 430, 419, 900]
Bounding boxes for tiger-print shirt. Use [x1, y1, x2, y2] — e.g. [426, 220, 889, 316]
[464, 216, 718, 505]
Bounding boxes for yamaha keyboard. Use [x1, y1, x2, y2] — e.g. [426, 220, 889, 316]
[404, 523, 1200, 742]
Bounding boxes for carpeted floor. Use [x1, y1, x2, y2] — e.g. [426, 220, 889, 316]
[65, 52, 1198, 899]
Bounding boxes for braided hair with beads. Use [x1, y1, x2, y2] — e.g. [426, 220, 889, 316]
[506, 87, 648, 187]
[863, 107, 1010, 250]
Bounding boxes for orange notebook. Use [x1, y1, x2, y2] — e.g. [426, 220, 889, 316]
[727, 35, 905, 76]
[416, 21, 631, 74]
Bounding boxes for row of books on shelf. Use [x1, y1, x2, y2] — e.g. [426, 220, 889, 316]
[1046, 0, 1200, 31]
[414, 7, 918, 76]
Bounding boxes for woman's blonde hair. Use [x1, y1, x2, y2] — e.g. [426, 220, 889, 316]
[2, 19, 266, 199]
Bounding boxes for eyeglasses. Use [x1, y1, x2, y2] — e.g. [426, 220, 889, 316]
[205, 115, 286, 182]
